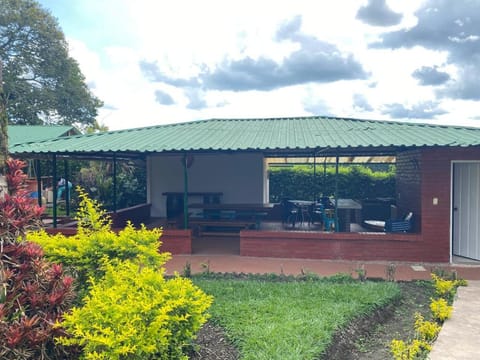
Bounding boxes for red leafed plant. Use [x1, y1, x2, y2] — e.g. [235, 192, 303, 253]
[0, 158, 44, 244]
[0, 159, 78, 359]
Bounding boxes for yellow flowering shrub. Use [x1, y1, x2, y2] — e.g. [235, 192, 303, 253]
[390, 272, 468, 359]
[431, 273, 468, 303]
[414, 313, 441, 342]
[57, 260, 213, 359]
[430, 298, 453, 322]
[27, 187, 169, 289]
[390, 339, 431, 360]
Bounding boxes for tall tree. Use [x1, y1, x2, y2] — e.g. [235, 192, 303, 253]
[0, 0, 102, 127]
[0, 61, 7, 175]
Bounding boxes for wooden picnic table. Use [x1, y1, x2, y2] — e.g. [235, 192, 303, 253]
[189, 203, 274, 211]
[188, 203, 274, 236]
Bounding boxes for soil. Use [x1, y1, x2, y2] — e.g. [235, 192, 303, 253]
[189, 281, 434, 360]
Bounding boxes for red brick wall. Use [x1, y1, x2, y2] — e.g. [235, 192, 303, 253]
[160, 229, 192, 254]
[420, 147, 480, 262]
[240, 230, 424, 261]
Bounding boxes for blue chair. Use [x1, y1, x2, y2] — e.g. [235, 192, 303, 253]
[385, 212, 413, 232]
[311, 203, 335, 231]
[364, 212, 413, 232]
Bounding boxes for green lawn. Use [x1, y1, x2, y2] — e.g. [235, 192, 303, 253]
[194, 276, 400, 360]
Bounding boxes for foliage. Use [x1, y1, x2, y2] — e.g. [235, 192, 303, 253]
[0, 242, 77, 359]
[431, 273, 466, 303]
[29, 189, 211, 359]
[0, 158, 44, 244]
[414, 313, 440, 342]
[0, 0, 102, 125]
[429, 298, 452, 323]
[0, 61, 7, 174]
[190, 270, 357, 283]
[27, 187, 166, 291]
[390, 273, 466, 359]
[76, 160, 146, 211]
[57, 260, 212, 360]
[0, 158, 76, 359]
[74, 187, 111, 234]
[193, 278, 400, 360]
[390, 339, 431, 360]
[268, 164, 395, 202]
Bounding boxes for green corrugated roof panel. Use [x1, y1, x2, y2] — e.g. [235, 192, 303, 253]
[9, 116, 480, 156]
[8, 125, 79, 146]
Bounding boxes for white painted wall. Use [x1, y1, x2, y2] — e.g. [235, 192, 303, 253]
[147, 153, 266, 217]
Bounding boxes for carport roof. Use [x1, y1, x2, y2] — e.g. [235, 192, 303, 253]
[9, 116, 480, 158]
[8, 125, 79, 146]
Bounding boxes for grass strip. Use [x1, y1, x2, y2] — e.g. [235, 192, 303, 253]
[194, 277, 400, 360]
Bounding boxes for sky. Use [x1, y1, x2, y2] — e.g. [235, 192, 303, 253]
[37, 0, 480, 131]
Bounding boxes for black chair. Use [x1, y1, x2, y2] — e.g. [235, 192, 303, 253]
[281, 199, 299, 228]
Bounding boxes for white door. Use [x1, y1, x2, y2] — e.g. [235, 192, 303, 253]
[453, 163, 480, 260]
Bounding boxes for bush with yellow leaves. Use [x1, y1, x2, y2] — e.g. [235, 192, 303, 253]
[28, 188, 212, 359]
[57, 260, 212, 360]
[390, 272, 467, 359]
[28, 187, 169, 292]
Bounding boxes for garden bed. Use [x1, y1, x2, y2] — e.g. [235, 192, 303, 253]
[190, 280, 434, 359]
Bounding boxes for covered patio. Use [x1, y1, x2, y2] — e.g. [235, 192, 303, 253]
[10, 116, 480, 263]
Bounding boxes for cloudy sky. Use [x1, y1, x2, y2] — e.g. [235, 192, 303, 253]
[38, 0, 480, 130]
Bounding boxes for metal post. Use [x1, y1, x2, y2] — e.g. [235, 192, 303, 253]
[52, 155, 57, 228]
[313, 152, 316, 202]
[113, 154, 117, 213]
[183, 154, 189, 229]
[64, 159, 70, 216]
[323, 157, 327, 191]
[334, 155, 339, 232]
[35, 159, 42, 207]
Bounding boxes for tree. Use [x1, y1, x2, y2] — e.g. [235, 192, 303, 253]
[0, 0, 102, 127]
[0, 61, 7, 175]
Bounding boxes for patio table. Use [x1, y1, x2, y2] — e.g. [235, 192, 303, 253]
[188, 203, 274, 232]
[286, 200, 316, 227]
[334, 199, 362, 231]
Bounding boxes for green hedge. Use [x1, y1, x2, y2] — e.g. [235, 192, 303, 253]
[269, 165, 395, 202]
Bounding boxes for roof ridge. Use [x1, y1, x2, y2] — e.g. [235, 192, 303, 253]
[85, 116, 480, 133]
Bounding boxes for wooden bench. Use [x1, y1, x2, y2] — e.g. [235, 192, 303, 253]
[189, 218, 257, 236]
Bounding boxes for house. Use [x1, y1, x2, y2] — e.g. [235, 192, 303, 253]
[10, 116, 480, 263]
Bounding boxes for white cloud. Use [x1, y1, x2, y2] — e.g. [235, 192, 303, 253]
[47, 0, 480, 130]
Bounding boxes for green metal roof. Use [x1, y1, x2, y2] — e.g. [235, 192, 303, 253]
[8, 125, 79, 146]
[9, 116, 480, 157]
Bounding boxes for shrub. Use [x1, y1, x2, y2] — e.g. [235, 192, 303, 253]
[57, 260, 213, 360]
[0, 159, 44, 244]
[431, 274, 456, 302]
[390, 339, 431, 360]
[77, 160, 146, 211]
[414, 313, 440, 342]
[27, 187, 168, 291]
[390, 272, 466, 359]
[430, 298, 453, 322]
[0, 242, 77, 359]
[268, 164, 395, 202]
[0, 159, 76, 359]
[29, 189, 212, 359]
[431, 273, 467, 303]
